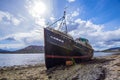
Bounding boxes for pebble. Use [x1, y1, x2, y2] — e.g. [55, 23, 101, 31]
[0, 54, 120, 80]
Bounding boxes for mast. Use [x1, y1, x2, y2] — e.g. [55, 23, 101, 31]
[58, 8, 67, 34]
[64, 9, 68, 34]
[47, 8, 68, 34]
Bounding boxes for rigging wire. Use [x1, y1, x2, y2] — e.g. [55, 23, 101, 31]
[47, 8, 68, 34]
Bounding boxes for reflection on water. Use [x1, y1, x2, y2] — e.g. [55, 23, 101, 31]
[0, 52, 115, 67]
[94, 52, 114, 57]
[0, 53, 44, 67]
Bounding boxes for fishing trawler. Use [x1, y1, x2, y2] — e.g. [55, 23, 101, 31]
[44, 10, 94, 69]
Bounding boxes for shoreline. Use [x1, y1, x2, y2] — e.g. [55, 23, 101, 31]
[0, 53, 120, 80]
[0, 53, 44, 54]
[0, 64, 45, 71]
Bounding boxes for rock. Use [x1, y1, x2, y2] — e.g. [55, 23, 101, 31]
[0, 78, 7, 80]
[0, 54, 120, 80]
[48, 76, 52, 79]
[19, 72, 23, 74]
[115, 63, 120, 66]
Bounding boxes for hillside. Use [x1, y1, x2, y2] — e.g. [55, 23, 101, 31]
[14, 45, 44, 53]
[0, 49, 10, 53]
[102, 47, 120, 52]
[0, 45, 44, 53]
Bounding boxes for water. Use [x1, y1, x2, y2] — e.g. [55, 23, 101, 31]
[0, 52, 115, 67]
[94, 52, 115, 57]
[0, 53, 45, 67]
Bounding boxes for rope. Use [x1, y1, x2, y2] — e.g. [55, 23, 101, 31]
[47, 17, 63, 27]
[47, 9, 68, 33]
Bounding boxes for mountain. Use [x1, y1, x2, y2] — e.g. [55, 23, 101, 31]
[102, 47, 120, 52]
[0, 49, 10, 53]
[14, 45, 44, 53]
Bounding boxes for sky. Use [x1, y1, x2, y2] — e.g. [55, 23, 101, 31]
[0, 0, 120, 51]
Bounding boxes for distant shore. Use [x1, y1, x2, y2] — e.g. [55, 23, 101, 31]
[0, 53, 120, 80]
[0, 51, 119, 54]
[0, 52, 44, 54]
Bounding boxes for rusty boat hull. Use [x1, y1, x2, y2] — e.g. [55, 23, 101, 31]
[44, 27, 93, 69]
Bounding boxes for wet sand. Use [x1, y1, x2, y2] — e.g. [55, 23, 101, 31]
[0, 53, 120, 80]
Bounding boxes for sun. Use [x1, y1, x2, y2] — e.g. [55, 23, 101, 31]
[28, 0, 47, 18]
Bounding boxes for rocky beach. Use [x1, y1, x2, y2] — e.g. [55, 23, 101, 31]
[0, 53, 120, 80]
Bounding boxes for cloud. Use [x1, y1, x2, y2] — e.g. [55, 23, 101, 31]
[0, 27, 44, 50]
[69, 18, 120, 50]
[0, 11, 21, 26]
[50, 16, 56, 22]
[1, 27, 43, 43]
[0, 36, 25, 50]
[0, 0, 52, 50]
[51, 9, 118, 50]
[71, 10, 79, 17]
[64, 9, 120, 50]
[0, 0, 119, 51]
[15, 29, 43, 44]
[35, 18, 46, 27]
[0, 10, 27, 39]
[67, 0, 75, 3]
[0, 43, 26, 51]
[0, 9, 44, 49]
[11, 17, 21, 26]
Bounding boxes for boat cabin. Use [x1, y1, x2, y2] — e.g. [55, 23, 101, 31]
[75, 37, 89, 45]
